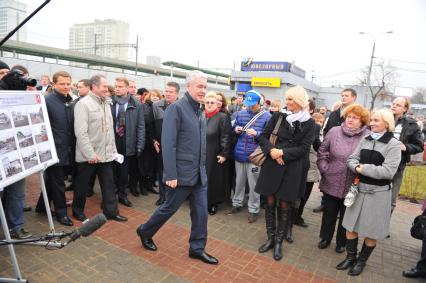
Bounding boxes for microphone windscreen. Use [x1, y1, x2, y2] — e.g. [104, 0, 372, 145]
[79, 213, 107, 237]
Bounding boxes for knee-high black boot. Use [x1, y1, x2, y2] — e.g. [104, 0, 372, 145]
[273, 207, 290, 261]
[348, 241, 375, 276]
[258, 204, 276, 253]
[285, 207, 295, 243]
[336, 238, 358, 270]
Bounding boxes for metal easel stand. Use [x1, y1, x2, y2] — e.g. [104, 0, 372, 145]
[0, 195, 27, 283]
[0, 168, 62, 282]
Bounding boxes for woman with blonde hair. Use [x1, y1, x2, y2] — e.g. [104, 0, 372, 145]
[336, 108, 401, 276]
[255, 86, 315, 261]
[204, 91, 231, 214]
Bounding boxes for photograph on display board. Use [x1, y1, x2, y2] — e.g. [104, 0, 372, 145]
[2, 151, 23, 178]
[37, 142, 52, 163]
[29, 106, 44, 125]
[34, 124, 48, 144]
[21, 147, 39, 170]
[16, 126, 34, 148]
[11, 109, 30, 128]
[0, 110, 13, 130]
[0, 131, 17, 154]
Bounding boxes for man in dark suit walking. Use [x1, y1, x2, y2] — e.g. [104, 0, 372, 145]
[136, 71, 218, 265]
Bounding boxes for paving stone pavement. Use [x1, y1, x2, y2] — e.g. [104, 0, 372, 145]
[0, 174, 425, 282]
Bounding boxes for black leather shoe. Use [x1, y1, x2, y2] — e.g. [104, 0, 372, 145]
[119, 197, 133, 207]
[293, 217, 308, 228]
[107, 214, 128, 222]
[73, 212, 87, 222]
[335, 245, 346, 253]
[57, 216, 74, 226]
[208, 205, 217, 215]
[318, 239, 330, 249]
[10, 228, 32, 239]
[403, 268, 426, 278]
[136, 227, 157, 251]
[189, 251, 219, 265]
[313, 205, 324, 213]
[155, 198, 165, 206]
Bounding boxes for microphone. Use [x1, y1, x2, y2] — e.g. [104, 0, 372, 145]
[68, 213, 107, 243]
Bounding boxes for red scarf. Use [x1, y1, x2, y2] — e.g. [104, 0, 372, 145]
[205, 108, 219, 118]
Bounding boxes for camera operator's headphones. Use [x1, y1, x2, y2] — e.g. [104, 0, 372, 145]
[246, 90, 264, 106]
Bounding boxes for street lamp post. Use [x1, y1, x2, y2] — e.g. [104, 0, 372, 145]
[359, 31, 393, 107]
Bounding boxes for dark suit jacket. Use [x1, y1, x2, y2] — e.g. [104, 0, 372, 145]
[45, 90, 75, 166]
[323, 108, 343, 136]
[161, 92, 207, 187]
[111, 95, 145, 156]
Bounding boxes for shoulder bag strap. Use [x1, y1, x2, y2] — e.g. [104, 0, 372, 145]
[272, 114, 283, 135]
[243, 110, 266, 131]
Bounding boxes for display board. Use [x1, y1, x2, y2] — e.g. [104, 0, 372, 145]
[0, 91, 58, 190]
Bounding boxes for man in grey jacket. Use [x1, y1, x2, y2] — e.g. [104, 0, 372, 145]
[136, 71, 218, 265]
[112, 77, 145, 207]
[72, 75, 128, 222]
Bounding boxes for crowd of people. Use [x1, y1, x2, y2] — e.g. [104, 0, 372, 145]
[0, 60, 426, 277]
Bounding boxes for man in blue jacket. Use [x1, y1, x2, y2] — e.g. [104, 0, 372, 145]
[136, 71, 218, 265]
[227, 90, 271, 223]
[35, 71, 75, 226]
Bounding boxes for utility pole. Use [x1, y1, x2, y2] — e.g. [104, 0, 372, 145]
[365, 41, 376, 107]
[359, 31, 393, 107]
[135, 34, 138, 75]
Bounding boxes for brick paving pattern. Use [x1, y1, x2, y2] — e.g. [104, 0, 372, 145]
[1, 174, 424, 282]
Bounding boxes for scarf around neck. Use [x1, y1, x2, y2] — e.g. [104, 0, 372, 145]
[282, 109, 311, 126]
[205, 108, 220, 119]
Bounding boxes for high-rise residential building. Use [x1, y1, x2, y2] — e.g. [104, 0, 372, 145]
[0, 0, 27, 41]
[69, 19, 129, 60]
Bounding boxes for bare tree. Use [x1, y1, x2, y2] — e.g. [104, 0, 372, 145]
[357, 61, 398, 111]
[411, 88, 426, 104]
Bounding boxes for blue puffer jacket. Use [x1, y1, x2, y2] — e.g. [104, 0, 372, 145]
[233, 109, 271, 162]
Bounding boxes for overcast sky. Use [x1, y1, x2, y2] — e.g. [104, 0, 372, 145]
[21, 0, 426, 89]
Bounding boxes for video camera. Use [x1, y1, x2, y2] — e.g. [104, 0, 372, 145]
[0, 69, 37, 90]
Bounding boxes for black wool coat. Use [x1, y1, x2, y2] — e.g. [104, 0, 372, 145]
[255, 112, 315, 202]
[206, 111, 231, 206]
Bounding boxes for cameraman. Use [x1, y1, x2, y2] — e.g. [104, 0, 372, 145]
[0, 61, 32, 239]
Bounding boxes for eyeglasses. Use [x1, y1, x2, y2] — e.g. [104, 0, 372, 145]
[205, 101, 216, 105]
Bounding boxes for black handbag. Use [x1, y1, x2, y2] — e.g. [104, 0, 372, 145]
[410, 214, 426, 240]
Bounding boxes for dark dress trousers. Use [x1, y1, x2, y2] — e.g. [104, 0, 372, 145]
[139, 92, 208, 253]
[111, 95, 145, 198]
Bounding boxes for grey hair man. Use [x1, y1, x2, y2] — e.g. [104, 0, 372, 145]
[151, 81, 180, 205]
[136, 71, 219, 265]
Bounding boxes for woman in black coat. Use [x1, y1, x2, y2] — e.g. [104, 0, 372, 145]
[130, 91, 161, 196]
[255, 86, 315, 261]
[204, 92, 231, 215]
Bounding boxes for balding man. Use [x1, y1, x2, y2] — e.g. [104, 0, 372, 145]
[390, 97, 423, 212]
